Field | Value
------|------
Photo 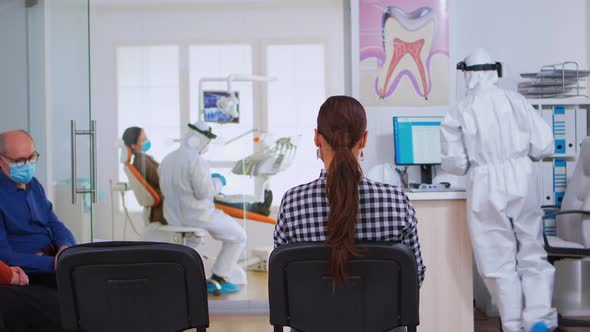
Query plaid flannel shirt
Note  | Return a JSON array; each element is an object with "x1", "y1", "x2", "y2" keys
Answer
[{"x1": 273, "y1": 170, "x2": 425, "y2": 286}]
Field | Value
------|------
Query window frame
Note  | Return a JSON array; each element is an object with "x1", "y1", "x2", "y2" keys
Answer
[{"x1": 114, "y1": 40, "x2": 331, "y2": 203}]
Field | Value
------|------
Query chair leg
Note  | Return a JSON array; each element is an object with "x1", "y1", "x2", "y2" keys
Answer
[
  {"x1": 273, "y1": 326, "x2": 283, "y2": 332},
  {"x1": 197, "y1": 327, "x2": 207, "y2": 332}
]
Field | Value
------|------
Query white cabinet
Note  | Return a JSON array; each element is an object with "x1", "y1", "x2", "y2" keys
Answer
[{"x1": 529, "y1": 97, "x2": 590, "y2": 317}]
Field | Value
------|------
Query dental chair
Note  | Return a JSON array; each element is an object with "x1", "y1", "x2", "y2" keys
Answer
[
  {"x1": 542, "y1": 137, "x2": 590, "y2": 328},
  {"x1": 119, "y1": 146, "x2": 207, "y2": 246}
]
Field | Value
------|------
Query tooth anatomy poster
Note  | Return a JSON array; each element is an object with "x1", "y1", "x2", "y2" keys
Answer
[{"x1": 358, "y1": 0, "x2": 449, "y2": 106}]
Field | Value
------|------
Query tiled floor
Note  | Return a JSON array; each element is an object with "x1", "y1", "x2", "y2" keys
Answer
[
  {"x1": 207, "y1": 270, "x2": 268, "y2": 302},
  {"x1": 473, "y1": 309, "x2": 590, "y2": 332},
  {"x1": 474, "y1": 308, "x2": 502, "y2": 332},
  {"x1": 202, "y1": 271, "x2": 590, "y2": 331},
  {"x1": 190, "y1": 311, "x2": 590, "y2": 332}
]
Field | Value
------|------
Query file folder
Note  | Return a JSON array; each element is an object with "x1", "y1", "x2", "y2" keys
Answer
[{"x1": 542, "y1": 106, "x2": 576, "y2": 156}]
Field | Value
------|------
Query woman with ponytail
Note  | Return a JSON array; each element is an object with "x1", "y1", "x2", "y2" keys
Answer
[{"x1": 273, "y1": 95, "x2": 425, "y2": 286}]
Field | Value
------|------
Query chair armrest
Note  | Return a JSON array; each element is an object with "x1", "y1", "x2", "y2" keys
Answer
[
  {"x1": 541, "y1": 205, "x2": 561, "y2": 211},
  {"x1": 542, "y1": 210, "x2": 590, "y2": 220},
  {"x1": 542, "y1": 210, "x2": 590, "y2": 257}
]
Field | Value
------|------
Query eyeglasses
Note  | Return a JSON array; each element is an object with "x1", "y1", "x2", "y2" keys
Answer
[{"x1": 0, "y1": 151, "x2": 40, "y2": 167}]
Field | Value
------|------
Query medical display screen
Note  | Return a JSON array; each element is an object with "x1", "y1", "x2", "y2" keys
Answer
[
  {"x1": 203, "y1": 90, "x2": 240, "y2": 124},
  {"x1": 393, "y1": 116, "x2": 443, "y2": 165}
]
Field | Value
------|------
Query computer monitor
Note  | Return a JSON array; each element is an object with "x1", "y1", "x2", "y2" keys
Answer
[{"x1": 393, "y1": 116, "x2": 444, "y2": 184}]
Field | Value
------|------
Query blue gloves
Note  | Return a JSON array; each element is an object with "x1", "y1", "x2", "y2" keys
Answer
[{"x1": 211, "y1": 173, "x2": 227, "y2": 186}]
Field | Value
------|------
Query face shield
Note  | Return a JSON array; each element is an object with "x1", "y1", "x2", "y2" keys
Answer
[
  {"x1": 188, "y1": 123, "x2": 217, "y2": 140},
  {"x1": 455, "y1": 60, "x2": 503, "y2": 97},
  {"x1": 186, "y1": 122, "x2": 218, "y2": 154},
  {"x1": 456, "y1": 61, "x2": 503, "y2": 79}
]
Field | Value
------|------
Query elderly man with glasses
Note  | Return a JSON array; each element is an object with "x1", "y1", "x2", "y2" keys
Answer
[{"x1": 0, "y1": 130, "x2": 75, "y2": 279}]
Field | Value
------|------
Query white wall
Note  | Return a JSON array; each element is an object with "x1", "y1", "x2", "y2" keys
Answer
[
  {"x1": 0, "y1": 0, "x2": 49, "y2": 185},
  {"x1": 0, "y1": 0, "x2": 29, "y2": 133},
  {"x1": 361, "y1": 0, "x2": 589, "y2": 183},
  {"x1": 454, "y1": 0, "x2": 588, "y2": 93},
  {"x1": 27, "y1": 1, "x2": 49, "y2": 187},
  {"x1": 90, "y1": 0, "x2": 346, "y2": 240}
]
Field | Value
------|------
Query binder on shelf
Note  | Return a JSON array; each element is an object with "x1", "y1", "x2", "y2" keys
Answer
[
  {"x1": 543, "y1": 209, "x2": 557, "y2": 237},
  {"x1": 576, "y1": 107, "x2": 588, "y2": 151},
  {"x1": 553, "y1": 158, "x2": 567, "y2": 207},
  {"x1": 540, "y1": 158, "x2": 572, "y2": 207},
  {"x1": 542, "y1": 106, "x2": 576, "y2": 156},
  {"x1": 531, "y1": 99, "x2": 588, "y2": 218},
  {"x1": 534, "y1": 161, "x2": 544, "y2": 206},
  {"x1": 541, "y1": 161, "x2": 554, "y2": 206}
]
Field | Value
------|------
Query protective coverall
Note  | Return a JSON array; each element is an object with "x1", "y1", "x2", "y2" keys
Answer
[
  {"x1": 159, "y1": 122, "x2": 246, "y2": 282},
  {"x1": 441, "y1": 49, "x2": 557, "y2": 331}
]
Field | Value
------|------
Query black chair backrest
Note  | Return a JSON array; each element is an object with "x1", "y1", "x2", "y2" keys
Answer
[
  {"x1": 57, "y1": 241, "x2": 209, "y2": 332},
  {"x1": 268, "y1": 242, "x2": 419, "y2": 332}
]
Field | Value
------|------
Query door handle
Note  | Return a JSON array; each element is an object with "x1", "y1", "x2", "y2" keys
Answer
[{"x1": 70, "y1": 120, "x2": 98, "y2": 204}]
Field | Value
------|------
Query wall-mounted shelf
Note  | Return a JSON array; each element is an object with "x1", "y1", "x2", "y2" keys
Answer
[
  {"x1": 545, "y1": 154, "x2": 577, "y2": 160},
  {"x1": 527, "y1": 97, "x2": 590, "y2": 106}
]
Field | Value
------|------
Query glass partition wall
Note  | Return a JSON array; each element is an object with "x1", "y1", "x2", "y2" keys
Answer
[
  {"x1": 89, "y1": 0, "x2": 343, "y2": 313},
  {"x1": 1, "y1": 0, "x2": 342, "y2": 314},
  {"x1": 1, "y1": 0, "x2": 95, "y2": 244}
]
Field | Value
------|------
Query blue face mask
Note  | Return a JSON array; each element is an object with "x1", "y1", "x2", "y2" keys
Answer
[
  {"x1": 142, "y1": 140, "x2": 151, "y2": 153},
  {"x1": 9, "y1": 163, "x2": 36, "y2": 184}
]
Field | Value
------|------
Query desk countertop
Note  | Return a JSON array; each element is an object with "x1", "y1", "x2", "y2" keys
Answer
[{"x1": 406, "y1": 191, "x2": 467, "y2": 201}]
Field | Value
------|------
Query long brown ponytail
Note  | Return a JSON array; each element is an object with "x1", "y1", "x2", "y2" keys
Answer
[{"x1": 317, "y1": 96, "x2": 367, "y2": 286}]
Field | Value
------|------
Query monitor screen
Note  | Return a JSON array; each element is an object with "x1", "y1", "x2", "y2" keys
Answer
[
  {"x1": 393, "y1": 116, "x2": 443, "y2": 165},
  {"x1": 203, "y1": 90, "x2": 240, "y2": 124}
]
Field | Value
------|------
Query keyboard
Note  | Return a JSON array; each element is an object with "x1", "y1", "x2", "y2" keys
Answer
[{"x1": 407, "y1": 183, "x2": 466, "y2": 192}]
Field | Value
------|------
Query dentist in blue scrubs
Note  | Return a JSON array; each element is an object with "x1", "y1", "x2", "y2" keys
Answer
[{"x1": 0, "y1": 130, "x2": 75, "y2": 282}]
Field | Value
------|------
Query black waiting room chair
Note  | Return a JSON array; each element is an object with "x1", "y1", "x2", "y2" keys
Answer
[
  {"x1": 56, "y1": 241, "x2": 209, "y2": 332},
  {"x1": 268, "y1": 242, "x2": 420, "y2": 332}
]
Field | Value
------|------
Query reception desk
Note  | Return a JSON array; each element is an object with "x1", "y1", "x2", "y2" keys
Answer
[{"x1": 407, "y1": 191, "x2": 473, "y2": 332}]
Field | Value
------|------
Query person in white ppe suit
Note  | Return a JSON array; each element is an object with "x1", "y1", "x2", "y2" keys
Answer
[
  {"x1": 159, "y1": 121, "x2": 246, "y2": 295},
  {"x1": 441, "y1": 49, "x2": 558, "y2": 332}
]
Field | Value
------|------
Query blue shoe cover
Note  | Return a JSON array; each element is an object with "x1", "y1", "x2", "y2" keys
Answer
[
  {"x1": 530, "y1": 322, "x2": 549, "y2": 332},
  {"x1": 207, "y1": 279, "x2": 240, "y2": 295}
]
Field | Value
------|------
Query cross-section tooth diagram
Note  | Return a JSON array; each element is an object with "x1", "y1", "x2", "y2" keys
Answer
[{"x1": 359, "y1": 0, "x2": 449, "y2": 106}]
